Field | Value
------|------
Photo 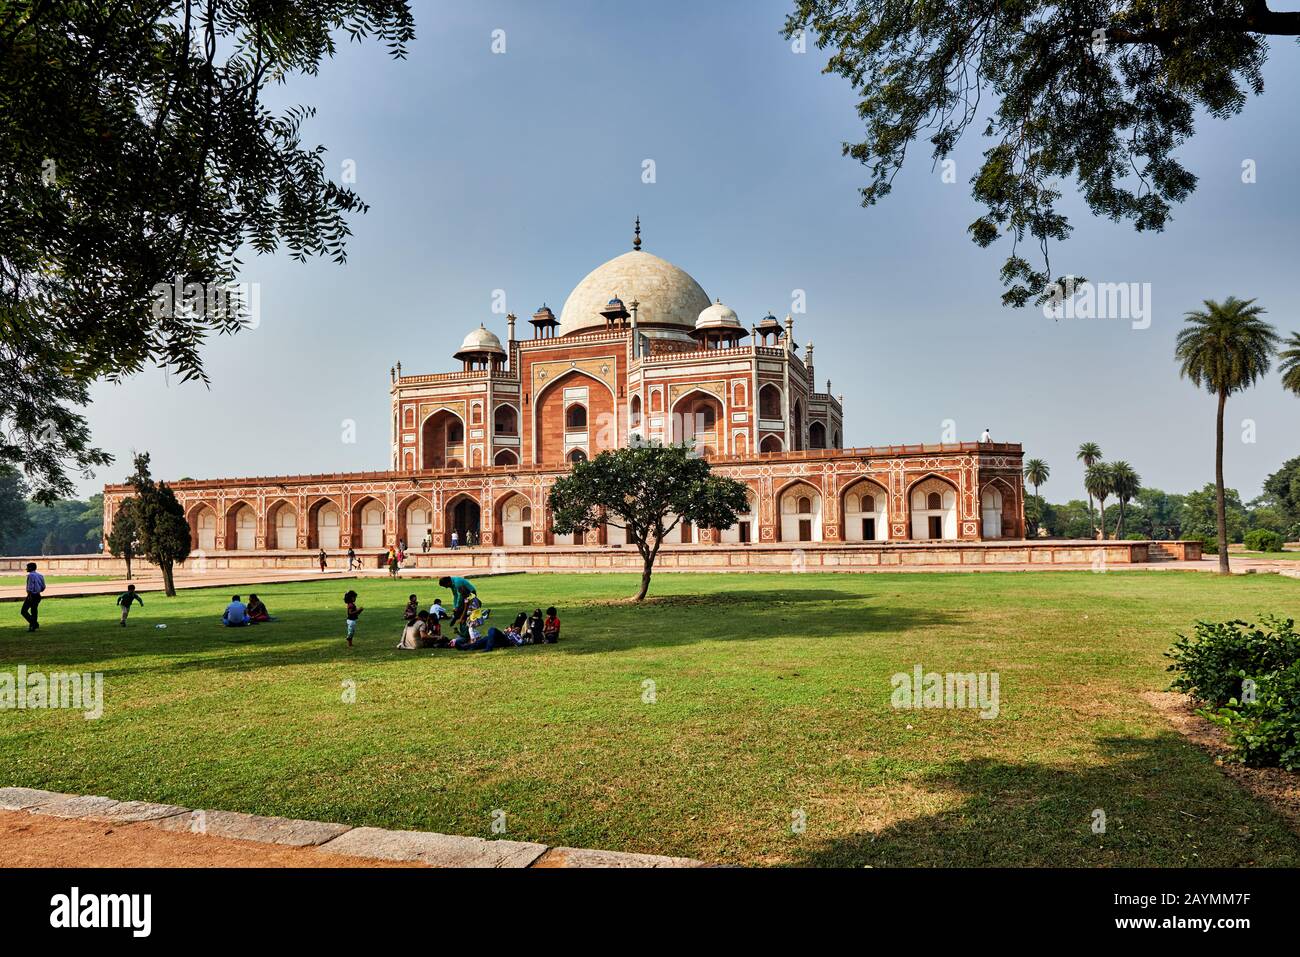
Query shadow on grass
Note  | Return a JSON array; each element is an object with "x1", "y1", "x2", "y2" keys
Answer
[
  {"x1": 786, "y1": 735, "x2": 1300, "y2": 867},
  {"x1": 1, "y1": 587, "x2": 966, "y2": 675}
]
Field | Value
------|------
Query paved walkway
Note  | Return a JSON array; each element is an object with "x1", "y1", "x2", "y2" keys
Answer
[{"x1": 0, "y1": 788, "x2": 701, "y2": 868}]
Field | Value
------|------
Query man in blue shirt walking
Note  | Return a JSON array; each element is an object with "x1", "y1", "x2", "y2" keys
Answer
[{"x1": 21, "y1": 562, "x2": 46, "y2": 632}]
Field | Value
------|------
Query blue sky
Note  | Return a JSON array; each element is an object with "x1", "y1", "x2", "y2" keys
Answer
[{"x1": 84, "y1": 0, "x2": 1300, "y2": 503}]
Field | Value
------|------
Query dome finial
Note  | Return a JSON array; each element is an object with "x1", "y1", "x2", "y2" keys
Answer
[{"x1": 633, "y1": 215, "x2": 641, "y2": 251}]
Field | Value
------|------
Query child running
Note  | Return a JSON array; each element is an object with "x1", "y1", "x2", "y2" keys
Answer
[
  {"x1": 343, "y1": 590, "x2": 363, "y2": 647},
  {"x1": 116, "y1": 584, "x2": 143, "y2": 627}
]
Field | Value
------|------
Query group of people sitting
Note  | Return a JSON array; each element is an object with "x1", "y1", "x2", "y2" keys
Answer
[
  {"x1": 221, "y1": 593, "x2": 275, "y2": 627},
  {"x1": 396, "y1": 592, "x2": 559, "y2": 651}
]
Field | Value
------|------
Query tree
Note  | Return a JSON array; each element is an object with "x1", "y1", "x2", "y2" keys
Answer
[
  {"x1": 1175, "y1": 297, "x2": 1279, "y2": 572},
  {"x1": 106, "y1": 497, "x2": 141, "y2": 580},
  {"x1": 1085, "y1": 463, "x2": 1115, "y2": 539},
  {"x1": 1109, "y1": 461, "x2": 1142, "y2": 538},
  {"x1": 1022, "y1": 458, "x2": 1050, "y2": 536},
  {"x1": 1281, "y1": 333, "x2": 1300, "y2": 397},
  {"x1": 1262, "y1": 456, "x2": 1300, "y2": 530},
  {"x1": 784, "y1": 1, "x2": 1300, "y2": 306},
  {"x1": 549, "y1": 445, "x2": 751, "y2": 601},
  {"x1": 126, "y1": 454, "x2": 191, "y2": 596},
  {"x1": 1076, "y1": 443, "x2": 1103, "y2": 537},
  {"x1": 1, "y1": 1, "x2": 415, "y2": 502},
  {"x1": 0, "y1": 466, "x2": 30, "y2": 552},
  {"x1": 1181, "y1": 484, "x2": 1248, "y2": 547}
]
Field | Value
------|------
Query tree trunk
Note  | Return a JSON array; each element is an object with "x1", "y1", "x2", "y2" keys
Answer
[
  {"x1": 1117, "y1": 501, "x2": 1126, "y2": 538},
  {"x1": 1097, "y1": 497, "x2": 1107, "y2": 539},
  {"x1": 1086, "y1": 492, "x2": 1095, "y2": 538},
  {"x1": 633, "y1": 537, "x2": 662, "y2": 602},
  {"x1": 125, "y1": 551, "x2": 132, "y2": 581},
  {"x1": 1215, "y1": 389, "x2": 1230, "y2": 575},
  {"x1": 161, "y1": 560, "x2": 176, "y2": 597}
]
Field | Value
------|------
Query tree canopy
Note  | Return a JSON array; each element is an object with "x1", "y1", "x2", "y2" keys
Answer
[
  {"x1": 548, "y1": 444, "x2": 751, "y2": 601},
  {"x1": 1, "y1": 1, "x2": 414, "y2": 501},
  {"x1": 784, "y1": 1, "x2": 1300, "y2": 305},
  {"x1": 126, "y1": 453, "x2": 191, "y2": 595}
]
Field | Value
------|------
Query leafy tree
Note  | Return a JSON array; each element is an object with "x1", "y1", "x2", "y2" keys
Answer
[
  {"x1": 1134, "y1": 488, "x2": 1185, "y2": 540},
  {"x1": 126, "y1": 454, "x2": 191, "y2": 596},
  {"x1": 1085, "y1": 463, "x2": 1115, "y2": 539},
  {"x1": 1042, "y1": 499, "x2": 1093, "y2": 539},
  {"x1": 1181, "y1": 484, "x2": 1248, "y2": 546},
  {"x1": 549, "y1": 444, "x2": 751, "y2": 601},
  {"x1": 1281, "y1": 333, "x2": 1300, "y2": 397},
  {"x1": 1262, "y1": 456, "x2": 1300, "y2": 530},
  {"x1": 1023, "y1": 458, "x2": 1050, "y2": 534},
  {"x1": 79, "y1": 494, "x2": 105, "y2": 548},
  {"x1": 1077, "y1": 443, "x2": 1103, "y2": 536},
  {"x1": 1110, "y1": 461, "x2": 1142, "y2": 538},
  {"x1": 1, "y1": 1, "x2": 415, "y2": 501},
  {"x1": 1175, "y1": 297, "x2": 1279, "y2": 572},
  {"x1": 107, "y1": 497, "x2": 141, "y2": 581},
  {"x1": 784, "y1": 1, "x2": 1300, "y2": 305},
  {"x1": 0, "y1": 466, "x2": 30, "y2": 551}
]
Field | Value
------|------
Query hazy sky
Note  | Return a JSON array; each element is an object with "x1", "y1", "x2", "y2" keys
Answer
[{"x1": 82, "y1": 0, "x2": 1300, "y2": 503}]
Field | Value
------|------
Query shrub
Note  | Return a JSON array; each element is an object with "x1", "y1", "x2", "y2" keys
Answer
[
  {"x1": 1166, "y1": 616, "x2": 1300, "y2": 707},
  {"x1": 1243, "y1": 529, "x2": 1284, "y2": 552},
  {"x1": 1204, "y1": 660, "x2": 1300, "y2": 770},
  {"x1": 1198, "y1": 536, "x2": 1218, "y2": 555}
]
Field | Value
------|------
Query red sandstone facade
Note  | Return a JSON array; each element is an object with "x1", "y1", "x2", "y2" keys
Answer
[{"x1": 102, "y1": 231, "x2": 1025, "y2": 551}]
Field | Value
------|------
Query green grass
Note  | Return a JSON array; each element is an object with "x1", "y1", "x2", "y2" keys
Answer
[
  {"x1": 0, "y1": 575, "x2": 117, "y2": 586},
  {"x1": 2, "y1": 571, "x2": 1299, "y2": 866},
  {"x1": 1237, "y1": 550, "x2": 1300, "y2": 560}
]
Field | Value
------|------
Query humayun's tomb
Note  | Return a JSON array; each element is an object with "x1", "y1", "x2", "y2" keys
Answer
[{"x1": 90, "y1": 222, "x2": 1199, "y2": 572}]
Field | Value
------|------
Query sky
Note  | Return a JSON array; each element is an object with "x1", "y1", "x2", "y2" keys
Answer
[{"x1": 82, "y1": 0, "x2": 1300, "y2": 504}]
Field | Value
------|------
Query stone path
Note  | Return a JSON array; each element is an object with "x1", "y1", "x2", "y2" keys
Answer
[{"x1": 0, "y1": 788, "x2": 702, "y2": 868}]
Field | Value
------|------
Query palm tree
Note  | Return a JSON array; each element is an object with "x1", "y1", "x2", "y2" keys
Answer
[
  {"x1": 1076, "y1": 443, "x2": 1102, "y2": 538},
  {"x1": 1109, "y1": 462, "x2": 1141, "y2": 538},
  {"x1": 1175, "y1": 297, "x2": 1279, "y2": 574},
  {"x1": 1281, "y1": 332, "x2": 1300, "y2": 397},
  {"x1": 1085, "y1": 463, "x2": 1114, "y2": 540},
  {"x1": 1023, "y1": 459, "x2": 1050, "y2": 536}
]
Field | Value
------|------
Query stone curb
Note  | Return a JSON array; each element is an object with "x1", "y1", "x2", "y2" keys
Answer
[{"x1": 0, "y1": 787, "x2": 702, "y2": 868}]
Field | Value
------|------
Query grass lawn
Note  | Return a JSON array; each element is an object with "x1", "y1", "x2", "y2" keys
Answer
[
  {"x1": 1237, "y1": 550, "x2": 1300, "y2": 560},
  {"x1": 2, "y1": 570, "x2": 1299, "y2": 867}
]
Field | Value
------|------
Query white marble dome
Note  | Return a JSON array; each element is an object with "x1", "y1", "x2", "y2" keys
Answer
[
  {"x1": 454, "y1": 323, "x2": 505, "y2": 359},
  {"x1": 558, "y1": 250, "x2": 710, "y2": 337},
  {"x1": 696, "y1": 299, "x2": 741, "y2": 330}
]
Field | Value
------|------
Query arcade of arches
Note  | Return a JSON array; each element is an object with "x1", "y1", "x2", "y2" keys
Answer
[{"x1": 167, "y1": 457, "x2": 1023, "y2": 552}]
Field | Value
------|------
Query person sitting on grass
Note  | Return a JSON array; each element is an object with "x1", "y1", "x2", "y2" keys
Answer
[
  {"x1": 116, "y1": 584, "x2": 143, "y2": 627},
  {"x1": 223, "y1": 594, "x2": 251, "y2": 627},
  {"x1": 397, "y1": 609, "x2": 431, "y2": 650},
  {"x1": 543, "y1": 606, "x2": 561, "y2": 644},
  {"x1": 451, "y1": 601, "x2": 524, "y2": 651},
  {"x1": 343, "y1": 590, "x2": 363, "y2": 647},
  {"x1": 527, "y1": 608, "x2": 544, "y2": 645},
  {"x1": 246, "y1": 594, "x2": 275, "y2": 623},
  {"x1": 403, "y1": 594, "x2": 420, "y2": 625},
  {"x1": 429, "y1": 597, "x2": 448, "y2": 622}
]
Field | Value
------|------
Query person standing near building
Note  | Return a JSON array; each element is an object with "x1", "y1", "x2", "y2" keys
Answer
[
  {"x1": 318, "y1": 548, "x2": 328, "y2": 572},
  {"x1": 450, "y1": 530, "x2": 459, "y2": 550},
  {"x1": 21, "y1": 562, "x2": 45, "y2": 632},
  {"x1": 346, "y1": 547, "x2": 356, "y2": 572},
  {"x1": 980, "y1": 428, "x2": 992, "y2": 442}
]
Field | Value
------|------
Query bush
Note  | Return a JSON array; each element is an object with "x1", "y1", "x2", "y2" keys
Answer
[
  {"x1": 1244, "y1": 529, "x2": 1285, "y2": 552},
  {"x1": 1204, "y1": 660, "x2": 1300, "y2": 770},
  {"x1": 1198, "y1": 535, "x2": 1218, "y2": 554},
  {"x1": 1166, "y1": 616, "x2": 1300, "y2": 707}
]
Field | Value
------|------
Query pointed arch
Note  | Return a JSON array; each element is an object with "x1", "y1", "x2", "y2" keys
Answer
[
  {"x1": 842, "y1": 477, "x2": 890, "y2": 541},
  {"x1": 266, "y1": 498, "x2": 299, "y2": 550},
  {"x1": 776, "y1": 479, "x2": 823, "y2": 542},
  {"x1": 907, "y1": 473, "x2": 959, "y2": 541},
  {"x1": 307, "y1": 496, "x2": 343, "y2": 550}
]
